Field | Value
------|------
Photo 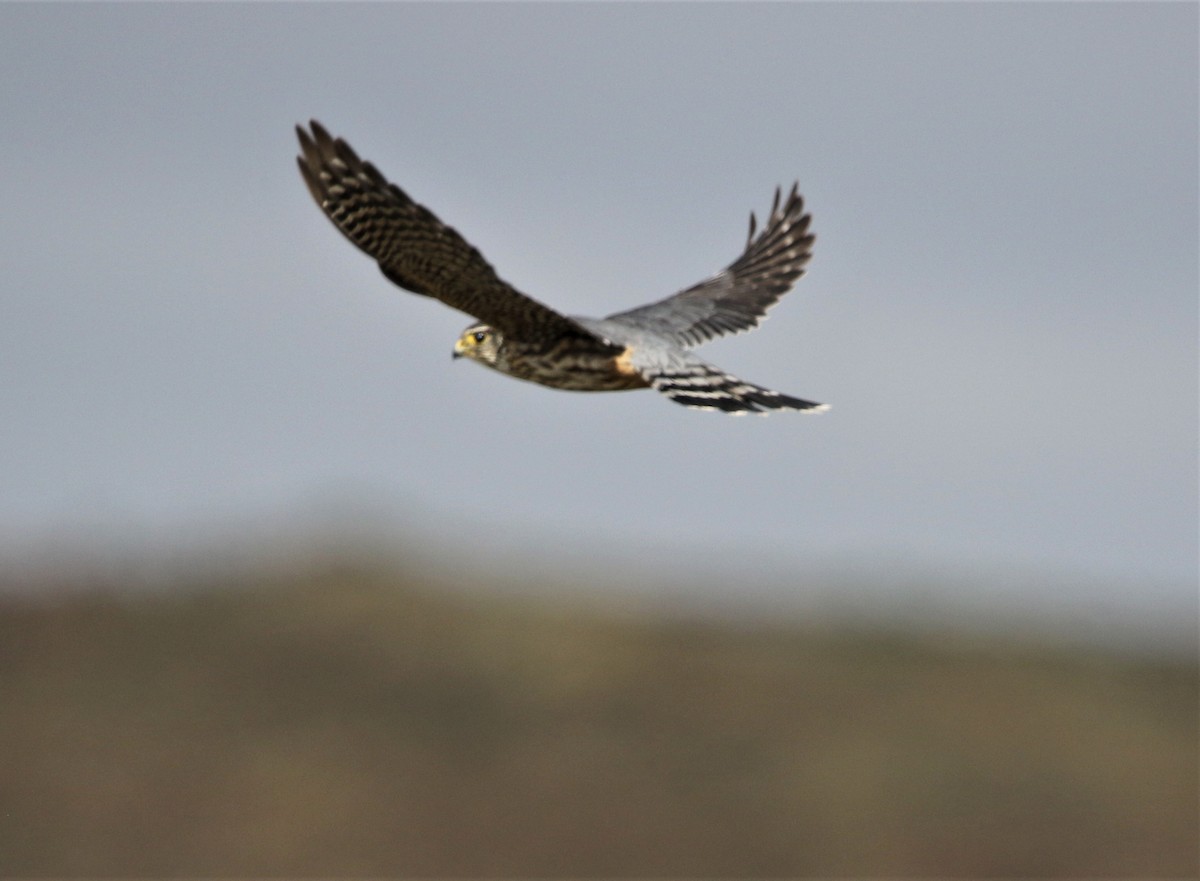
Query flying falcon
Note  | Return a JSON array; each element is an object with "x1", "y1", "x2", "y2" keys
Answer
[{"x1": 296, "y1": 121, "x2": 828, "y2": 414}]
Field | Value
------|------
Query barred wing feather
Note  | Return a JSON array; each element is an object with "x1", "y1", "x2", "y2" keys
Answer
[
  {"x1": 606, "y1": 184, "x2": 814, "y2": 348},
  {"x1": 296, "y1": 121, "x2": 598, "y2": 344}
]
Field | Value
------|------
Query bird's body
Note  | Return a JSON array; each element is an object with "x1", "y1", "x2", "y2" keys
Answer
[
  {"x1": 296, "y1": 121, "x2": 828, "y2": 414},
  {"x1": 455, "y1": 320, "x2": 649, "y2": 392}
]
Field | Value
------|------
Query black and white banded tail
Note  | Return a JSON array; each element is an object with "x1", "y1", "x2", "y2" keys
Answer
[{"x1": 649, "y1": 362, "x2": 827, "y2": 415}]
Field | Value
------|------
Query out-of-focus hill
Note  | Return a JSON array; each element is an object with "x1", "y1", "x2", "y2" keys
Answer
[{"x1": 1, "y1": 559, "x2": 1195, "y2": 876}]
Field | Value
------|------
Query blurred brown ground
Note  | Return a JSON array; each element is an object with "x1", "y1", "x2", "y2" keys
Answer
[{"x1": 1, "y1": 560, "x2": 1195, "y2": 876}]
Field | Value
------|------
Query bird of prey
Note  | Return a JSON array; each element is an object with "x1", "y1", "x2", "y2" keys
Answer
[{"x1": 296, "y1": 121, "x2": 828, "y2": 415}]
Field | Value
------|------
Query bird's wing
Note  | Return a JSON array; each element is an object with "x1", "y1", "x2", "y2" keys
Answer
[
  {"x1": 296, "y1": 121, "x2": 600, "y2": 344},
  {"x1": 604, "y1": 184, "x2": 814, "y2": 348}
]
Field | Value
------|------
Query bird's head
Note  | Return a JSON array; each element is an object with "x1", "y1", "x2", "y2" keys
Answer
[{"x1": 453, "y1": 323, "x2": 503, "y2": 366}]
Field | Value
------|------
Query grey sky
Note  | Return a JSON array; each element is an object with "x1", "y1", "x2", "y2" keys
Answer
[{"x1": 1, "y1": 4, "x2": 1195, "y2": 632}]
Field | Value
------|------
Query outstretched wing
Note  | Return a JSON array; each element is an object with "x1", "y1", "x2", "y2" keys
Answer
[
  {"x1": 605, "y1": 184, "x2": 814, "y2": 348},
  {"x1": 296, "y1": 121, "x2": 598, "y2": 343}
]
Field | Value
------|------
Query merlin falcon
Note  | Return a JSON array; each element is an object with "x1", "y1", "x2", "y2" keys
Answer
[{"x1": 296, "y1": 121, "x2": 828, "y2": 415}]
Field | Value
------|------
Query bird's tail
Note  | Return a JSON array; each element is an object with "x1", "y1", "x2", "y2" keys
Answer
[{"x1": 649, "y1": 361, "x2": 828, "y2": 415}]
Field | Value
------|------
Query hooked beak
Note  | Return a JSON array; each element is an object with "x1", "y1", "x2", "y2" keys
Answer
[{"x1": 452, "y1": 339, "x2": 465, "y2": 360}]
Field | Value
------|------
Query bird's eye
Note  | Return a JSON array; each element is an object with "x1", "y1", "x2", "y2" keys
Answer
[{"x1": 473, "y1": 331, "x2": 487, "y2": 343}]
